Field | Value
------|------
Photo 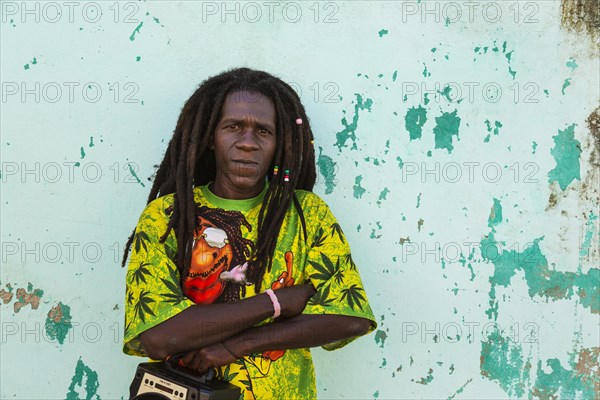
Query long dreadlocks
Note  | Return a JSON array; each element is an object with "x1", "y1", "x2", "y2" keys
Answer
[{"x1": 121, "y1": 67, "x2": 317, "y2": 299}]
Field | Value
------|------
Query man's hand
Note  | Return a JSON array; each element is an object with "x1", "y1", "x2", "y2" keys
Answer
[{"x1": 179, "y1": 343, "x2": 238, "y2": 376}]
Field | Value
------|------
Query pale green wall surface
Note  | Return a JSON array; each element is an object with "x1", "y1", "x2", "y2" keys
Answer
[{"x1": 1, "y1": 1, "x2": 599, "y2": 399}]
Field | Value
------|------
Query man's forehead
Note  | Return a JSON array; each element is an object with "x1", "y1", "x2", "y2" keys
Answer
[{"x1": 220, "y1": 90, "x2": 276, "y2": 120}]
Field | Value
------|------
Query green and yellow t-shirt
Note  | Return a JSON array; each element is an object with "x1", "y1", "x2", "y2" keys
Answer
[{"x1": 123, "y1": 183, "x2": 377, "y2": 399}]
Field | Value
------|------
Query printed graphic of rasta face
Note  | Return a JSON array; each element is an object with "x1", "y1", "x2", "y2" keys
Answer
[{"x1": 183, "y1": 206, "x2": 254, "y2": 304}]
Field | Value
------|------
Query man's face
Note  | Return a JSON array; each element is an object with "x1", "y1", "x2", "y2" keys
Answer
[{"x1": 211, "y1": 90, "x2": 277, "y2": 199}]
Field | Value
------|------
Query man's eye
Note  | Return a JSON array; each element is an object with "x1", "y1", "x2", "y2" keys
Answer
[
  {"x1": 228, "y1": 124, "x2": 239, "y2": 130},
  {"x1": 258, "y1": 128, "x2": 271, "y2": 135}
]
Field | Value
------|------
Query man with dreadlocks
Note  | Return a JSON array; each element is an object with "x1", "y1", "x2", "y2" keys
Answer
[{"x1": 122, "y1": 68, "x2": 377, "y2": 399}]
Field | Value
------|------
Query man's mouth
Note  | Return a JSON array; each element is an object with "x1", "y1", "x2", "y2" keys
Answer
[{"x1": 233, "y1": 159, "x2": 258, "y2": 165}]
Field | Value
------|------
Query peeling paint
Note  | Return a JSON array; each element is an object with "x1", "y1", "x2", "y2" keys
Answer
[
  {"x1": 374, "y1": 330, "x2": 387, "y2": 348},
  {"x1": 405, "y1": 105, "x2": 428, "y2": 141},
  {"x1": 548, "y1": 123, "x2": 581, "y2": 191},
  {"x1": 129, "y1": 21, "x2": 144, "y2": 41},
  {"x1": 484, "y1": 120, "x2": 503, "y2": 143},
  {"x1": 353, "y1": 175, "x2": 366, "y2": 199},
  {"x1": 128, "y1": 163, "x2": 146, "y2": 187},
  {"x1": 377, "y1": 188, "x2": 390, "y2": 207},
  {"x1": 433, "y1": 110, "x2": 461, "y2": 153},
  {"x1": 562, "y1": 78, "x2": 572, "y2": 95},
  {"x1": 14, "y1": 284, "x2": 44, "y2": 313},
  {"x1": 0, "y1": 283, "x2": 14, "y2": 304},
  {"x1": 317, "y1": 147, "x2": 337, "y2": 195},
  {"x1": 482, "y1": 199, "x2": 599, "y2": 316},
  {"x1": 66, "y1": 359, "x2": 100, "y2": 400},
  {"x1": 335, "y1": 94, "x2": 373, "y2": 151},
  {"x1": 480, "y1": 326, "x2": 531, "y2": 397},
  {"x1": 415, "y1": 368, "x2": 434, "y2": 385},
  {"x1": 532, "y1": 355, "x2": 598, "y2": 399},
  {"x1": 45, "y1": 302, "x2": 73, "y2": 345}
]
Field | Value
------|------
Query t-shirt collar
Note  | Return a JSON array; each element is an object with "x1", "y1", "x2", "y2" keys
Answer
[{"x1": 199, "y1": 181, "x2": 268, "y2": 211}]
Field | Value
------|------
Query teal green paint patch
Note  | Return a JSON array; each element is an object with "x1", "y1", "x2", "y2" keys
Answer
[
  {"x1": 433, "y1": 110, "x2": 461, "y2": 153},
  {"x1": 579, "y1": 212, "x2": 598, "y2": 266},
  {"x1": 431, "y1": 47, "x2": 437, "y2": 53},
  {"x1": 427, "y1": 150, "x2": 432, "y2": 157},
  {"x1": 378, "y1": 29, "x2": 388, "y2": 37},
  {"x1": 438, "y1": 86, "x2": 453, "y2": 102},
  {"x1": 45, "y1": 302, "x2": 73, "y2": 345},
  {"x1": 80, "y1": 147, "x2": 86, "y2": 159},
  {"x1": 377, "y1": 188, "x2": 390, "y2": 207},
  {"x1": 417, "y1": 218, "x2": 424, "y2": 232},
  {"x1": 415, "y1": 368, "x2": 434, "y2": 385},
  {"x1": 405, "y1": 105, "x2": 428, "y2": 140},
  {"x1": 353, "y1": 176, "x2": 366, "y2": 199},
  {"x1": 136, "y1": 56, "x2": 141, "y2": 62},
  {"x1": 532, "y1": 358, "x2": 596, "y2": 399},
  {"x1": 544, "y1": 89, "x2": 549, "y2": 96},
  {"x1": 317, "y1": 147, "x2": 337, "y2": 195},
  {"x1": 561, "y1": 78, "x2": 572, "y2": 95},
  {"x1": 483, "y1": 119, "x2": 503, "y2": 143},
  {"x1": 458, "y1": 250, "x2": 476, "y2": 281},
  {"x1": 128, "y1": 163, "x2": 146, "y2": 187},
  {"x1": 374, "y1": 329, "x2": 387, "y2": 348},
  {"x1": 566, "y1": 58, "x2": 578, "y2": 70},
  {"x1": 24, "y1": 64, "x2": 30, "y2": 70},
  {"x1": 488, "y1": 198, "x2": 503, "y2": 227},
  {"x1": 424, "y1": 93, "x2": 430, "y2": 105},
  {"x1": 66, "y1": 359, "x2": 100, "y2": 400},
  {"x1": 416, "y1": 193, "x2": 422, "y2": 208},
  {"x1": 481, "y1": 230, "x2": 600, "y2": 314},
  {"x1": 373, "y1": 390, "x2": 379, "y2": 398},
  {"x1": 129, "y1": 21, "x2": 144, "y2": 41},
  {"x1": 392, "y1": 70, "x2": 398, "y2": 82},
  {"x1": 547, "y1": 124, "x2": 581, "y2": 191},
  {"x1": 508, "y1": 66, "x2": 516, "y2": 79},
  {"x1": 89, "y1": 136, "x2": 94, "y2": 148},
  {"x1": 532, "y1": 141, "x2": 537, "y2": 154},
  {"x1": 422, "y1": 63, "x2": 431, "y2": 77},
  {"x1": 335, "y1": 94, "x2": 373, "y2": 151},
  {"x1": 396, "y1": 156, "x2": 404, "y2": 169},
  {"x1": 480, "y1": 327, "x2": 530, "y2": 398}
]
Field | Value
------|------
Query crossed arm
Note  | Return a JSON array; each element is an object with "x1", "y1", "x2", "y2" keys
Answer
[{"x1": 140, "y1": 284, "x2": 372, "y2": 374}]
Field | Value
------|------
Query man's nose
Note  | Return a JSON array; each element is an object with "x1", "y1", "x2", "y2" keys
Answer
[{"x1": 236, "y1": 128, "x2": 259, "y2": 150}]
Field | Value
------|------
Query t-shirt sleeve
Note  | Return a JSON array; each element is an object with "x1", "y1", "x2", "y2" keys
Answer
[
  {"x1": 300, "y1": 195, "x2": 377, "y2": 351},
  {"x1": 123, "y1": 198, "x2": 195, "y2": 357}
]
